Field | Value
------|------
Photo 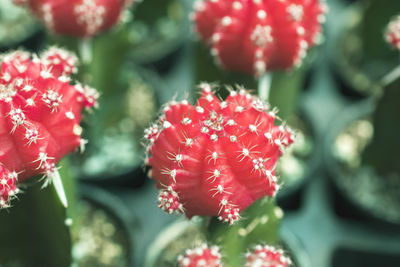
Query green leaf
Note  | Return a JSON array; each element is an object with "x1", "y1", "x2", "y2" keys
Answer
[{"x1": 0, "y1": 177, "x2": 71, "y2": 266}]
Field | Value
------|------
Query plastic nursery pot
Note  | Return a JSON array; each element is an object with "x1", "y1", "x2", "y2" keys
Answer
[
  {"x1": 128, "y1": 0, "x2": 191, "y2": 70},
  {"x1": 70, "y1": 67, "x2": 161, "y2": 185},
  {"x1": 0, "y1": 0, "x2": 44, "y2": 51},
  {"x1": 332, "y1": 1, "x2": 400, "y2": 98},
  {"x1": 276, "y1": 108, "x2": 318, "y2": 205},
  {"x1": 143, "y1": 219, "x2": 309, "y2": 267},
  {"x1": 73, "y1": 184, "x2": 135, "y2": 266},
  {"x1": 324, "y1": 100, "x2": 400, "y2": 225}
]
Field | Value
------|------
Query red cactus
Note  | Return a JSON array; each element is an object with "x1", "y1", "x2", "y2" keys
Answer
[
  {"x1": 0, "y1": 48, "x2": 98, "y2": 188},
  {"x1": 15, "y1": 0, "x2": 134, "y2": 37},
  {"x1": 177, "y1": 244, "x2": 222, "y2": 267},
  {"x1": 145, "y1": 84, "x2": 294, "y2": 224},
  {"x1": 0, "y1": 165, "x2": 19, "y2": 209},
  {"x1": 40, "y1": 47, "x2": 78, "y2": 77},
  {"x1": 386, "y1": 15, "x2": 400, "y2": 50},
  {"x1": 245, "y1": 244, "x2": 292, "y2": 267},
  {"x1": 193, "y1": 0, "x2": 328, "y2": 76}
]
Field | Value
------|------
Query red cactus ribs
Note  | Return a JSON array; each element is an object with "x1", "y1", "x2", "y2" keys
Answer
[
  {"x1": 386, "y1": 15, "x2": 400, "y2": 50},
  {"x1": 0, "y1": 48, "x2": 98, "y2": 205},
  {"x1": 15, "y1": 0, "x2": 134, "y2": 37},
  {"x1": 145, "y1": 84, "x2": 294, "y2": 224},
  {"x1": 193, "y1": 0, "x2": 328, "y2": 76},
  {"x1": 178, "y1": 244, "x2": 222, "y2": 267},
  {"x1": 245, "y1": 244, "x2": 292, "y2": 267}
]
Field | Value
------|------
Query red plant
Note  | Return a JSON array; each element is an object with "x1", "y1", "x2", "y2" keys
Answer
[
  {"x1": 386, "y1": 15, "x2": 400, "y2": 50},
  {"x1": 193, "y1": 0, "x2": 328, "y2": 76},
  {"x1": 0, "y1": 165, "x2": 19, "y2": 209},
  {"x1": 177, "y1": 244, "x2": 222, "y2": 267},
  {"x1": 145, "y1": 84, "x2": 294, "y2": 224},
  {"x1": 245, "y1": 244, "x2": 292, "y2": 267},
  {"x1": 0, "y1": 48, "x2": 98, "y2": 204},
  {"x1": 14, "y1": 0, "x2": 135, "y2": 37}
]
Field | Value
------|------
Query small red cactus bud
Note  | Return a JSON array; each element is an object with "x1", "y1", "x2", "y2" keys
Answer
[
  {"x1": 245, "y1": 244, "x2": 292, "y2": 267},
  {"x1": 158, "y1": 186, "x2": 184, "y2": 214},
  {"x1": 40, "y1": 47, "x2": 78, "y2": 77},
  {"x1": 0, "y1": 48, "x2": 98, "y2": 184},
  {"x1": 177, "y1": 244, "x2": 222, "y2": 267},
  {"x1": 17, "y1": 0, "x2": 134, "y2": 37},
  {"x1": 145, "y1": 84, "x2": 294, "y2": 224},
  {"x1": 193, "y1": 0, "x2": 328, "y2": 76},
  {"x1": 385, "y1": 15, "x2": 400, "y2": 50},
  {"x1": 0, "y1": 165, "x2": 19, "y2": 209}
]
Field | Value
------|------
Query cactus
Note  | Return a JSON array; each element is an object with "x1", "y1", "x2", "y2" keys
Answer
[
  {"x1": 175, "y1": 243, "x2": 292, "y2": 267},
  {"x1": 245, "y1": 244, "x2": 292, "y2": 267},
  {"x1": 177, "y1": 244, "x2": 222, "y2": 267},
  {"x1": 385, "y1": 15, "x2": 400, "y2": 50},
  {"x1": 0, "y1": 47, "x2": 98, "y2": 205},
  {"x1": 192, "y1": 0, "x2": 327, "y2": 76},
  {"x1": 145, "y1": 83, "x2": 294, "y2": 225},
  {"x1": 14, "y1": 0, "x2": 134, "y2": 37},
  {"x1": 0, "y1": 165, "x2": 19, "y2": 208}
]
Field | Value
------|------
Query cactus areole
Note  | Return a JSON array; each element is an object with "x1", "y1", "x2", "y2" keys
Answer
[
  {"x1": 193, "y1": 0, "x2": 328, "y2": 76},
  {"x1": 0, "y1": 48, "x2": 98, "y2": 207},
  {"x1": 15, "y1": 0, "x2": 134, "y2": 37},
  {"x1": 386, "y1": 15, "x2": 400, "y2": 50},
  {"x1": 145, "y1": 84, "x2": 294, "y2": 224}
]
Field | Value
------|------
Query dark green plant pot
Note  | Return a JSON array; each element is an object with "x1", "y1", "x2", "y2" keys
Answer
[
  {"x1": 324, "y1": 100, "x2": 400, "y2": 226},
  {"x1": 74, "y1": 184, "x2": 135, "y2": 266},
  {"x1": 0, "y1": 0, "x2": 44, "y2": 52},
  {"x1": 332, "y1": 1, "x2": 400, "y2": 98},
  {"x1": 70, "y1": 67, "x2": 162, "y2": 186}
]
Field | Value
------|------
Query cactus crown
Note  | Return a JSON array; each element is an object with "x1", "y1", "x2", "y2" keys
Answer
[
  {"x1": 0, "y1": 47, "x2": 98, "y2": 208},
  {"x1": 386, "y1": 15, "x2": 400, "y2": 50},
  {"x1": 14, "y1": 0, "x2": 134, "y2": 37},
  {"x1": 193, "y1": 0, "x2": 328, "y2": 76},
  {"x1": 145, "y1": 84, "x2": 294, "y2": 224}
]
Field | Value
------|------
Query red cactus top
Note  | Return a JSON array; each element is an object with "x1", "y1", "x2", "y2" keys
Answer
[
  {"x1": 386, "y1": 15, "x2": 400, "y2": 50},
  {"x1": 178, "y1": 244, "x2": 222, "y2": 267},
  {"x1": 0, "y1": 48, "x2": 98, "y2": 187},
  {"x1": 15, "y1": 0, "x2": 135, "y2": 37},
  {"x1": 245, "y1": 244, "x2": 292, "y2": 267},
  {"x1": 193, "y1": 0, "x2": 328, "y2": 76},
  {"x1": 145, "y1": 84, "x2": 294, "y2": 224}
]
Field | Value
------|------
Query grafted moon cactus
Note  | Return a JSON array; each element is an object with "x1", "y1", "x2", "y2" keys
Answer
[
  {"x1": 193, "y1": 0, "x2": 328, "y2": 76},
  {"x1": 178, "y1": 244, "x2": 222, "y2": 267},
  {"x1": 14, "y1": 0, "x2": 134, "y2": 37},
  {"x1": 245, "y1": 244, "x2": 292, "y2": 267},
  {"x1": 0, "y1": 47, "x2": 98, "y2": 207},
  {"x1": 386, "y1": 15, "x2": 400, "y2": 50},
  {"x1": 145, "y1": 84, "x2": 294, "y2": 224}
]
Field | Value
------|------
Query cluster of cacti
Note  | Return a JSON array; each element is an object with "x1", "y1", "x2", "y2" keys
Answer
[
  {"x1": 144, "y1": 83, "x2": 294, "y2": 224},
  {"x1": 14, "y1": 0, "x2": 135, "y2": 37},
  {"x1": 177, "y1": 243, "x2": 291, "y2": 267},
  {"x1": 0, "y1": 47, "x2": 98, "y2": 208},
  {"x1": 385, "y1": 15, "x2": 400, "y2": 50},
  {"x1": 192, "y1": 0, "x2": 328, "y2": 76}
]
